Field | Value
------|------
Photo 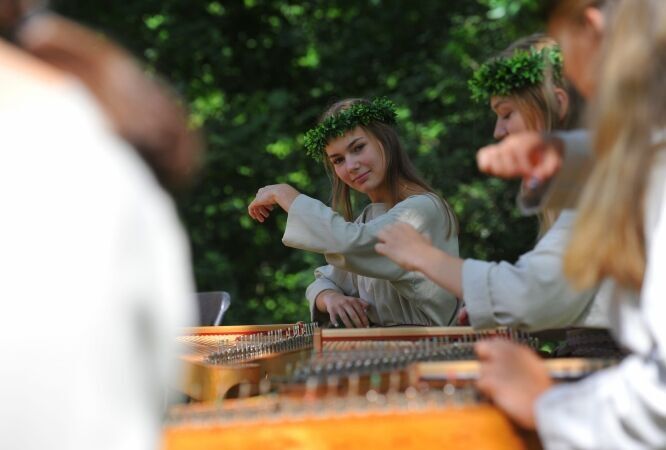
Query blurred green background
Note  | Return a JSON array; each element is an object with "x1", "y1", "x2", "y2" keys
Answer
[{"x1": 56, "y1": 0, "x2": 542, "y2": 324}]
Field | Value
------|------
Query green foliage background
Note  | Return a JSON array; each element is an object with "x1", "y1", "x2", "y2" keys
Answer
[{"x1": 55, "y1": 0, "x2": 542, "y2": 324}]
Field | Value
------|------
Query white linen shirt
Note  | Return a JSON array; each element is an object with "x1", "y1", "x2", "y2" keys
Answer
[
  {"x1": 0, "y1": 77, "x2": 195, "y2": 450},
  {"x1": 535, "y1": 151, "x2": 666, "y2": 449},
  {"x1": 283, "y1": 193, "x2": 459, "y2": 326},
  {"x1": 462, "y1": 210, "x2": 610, "y2": 331}
]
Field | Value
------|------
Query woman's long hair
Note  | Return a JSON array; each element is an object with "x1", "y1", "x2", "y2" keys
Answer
[
  {"x1": 501, "y1": 33, "x2": 583, "y2": 133},
  {"x1": 319, "y1": 98, "x2": 457, "y2": 238},
  {"x1": 564, "y1": 0, "x2": 664, "y2": 290},
  {"x1": 497, "y1": 33, "x2": 584, "y2": 236}
]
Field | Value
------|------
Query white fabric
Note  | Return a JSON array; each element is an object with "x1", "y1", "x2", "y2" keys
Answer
[
  {"x1": 283, "y1": 193, "x2": 459, "y2": 326},
  {"x1": 462, "y1": 210, "x2": 610, "y2": 331},
  {"x1": 535, "y1": 151, "x2": 666, "y2": 449},
  {"x1": 0, "y1": 77, "x2": 195, "y2": 449}
]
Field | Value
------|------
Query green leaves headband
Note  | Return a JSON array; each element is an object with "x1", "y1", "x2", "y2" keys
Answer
[
  {"x1": 304, "y1": 97, "x2": 397, "y2": 161},
  {"x1": 468, "y1": 47, "x2": 563, "y2": 102}
]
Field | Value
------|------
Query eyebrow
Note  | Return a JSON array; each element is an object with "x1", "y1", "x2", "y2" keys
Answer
[{"x1": 327, "y1": 136, "x2": 363, "y2": 159}]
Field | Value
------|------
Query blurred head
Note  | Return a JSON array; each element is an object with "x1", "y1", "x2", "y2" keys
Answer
[
  {"x1": 3, "y1": 3, "x2": 202, "y2": 189},
  {"x1": 472, "y1": 34, "x2": 585, "y2": 235},
  {"x1": 0, "y1": 0, "x2": 44, "y2": 38},
  {"x1": 546, "y1": 0, "x2": 616, "y2": 98}
]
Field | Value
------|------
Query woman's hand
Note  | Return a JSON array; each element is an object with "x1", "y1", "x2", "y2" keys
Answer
[
  {"x1": 375, "y1": 222, "x2": 432, "y2": 272},
  {"x1": 316, "y1": 290, "x2": 370, "y2": 328},
  {"x1": 476, "y1": 131, "x2": 564, "y2": 184},
  {"x1": 248, "y1": 184, "x2": 300, "y2": 222},
  {"x1": 475, "y1": 340, "x2": 553, "y2": 429}
]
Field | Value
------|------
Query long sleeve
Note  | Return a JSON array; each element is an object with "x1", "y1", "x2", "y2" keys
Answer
[
  {"x1": 534, "y1": 152, "x2": 666, "y2": 449},
  {"x1": 305, "y1": 264, "x2": 358, "y2": 323},
  {"x1": 518, "y1": 129, "x2": 594, "y2": 214},
  {"x1": 462, "y1": 211, "x2": 606, "y2": 331},
  {"x1": 536, "y1": 356, "x2": 666, "y2": 449},
  {"x1": 283, "y1": 194, "x2": 454, "y2": 281}
]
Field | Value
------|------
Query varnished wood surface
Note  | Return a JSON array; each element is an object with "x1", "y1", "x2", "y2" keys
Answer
[
  {"x1": 414, "y1": 358, "x2": 616, "y2": 382},
  {"x1": 164, "y1": 404, "x2": 541, "y2": 450}
]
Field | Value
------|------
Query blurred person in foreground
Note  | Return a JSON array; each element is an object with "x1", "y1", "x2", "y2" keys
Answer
[
  {"x1": 474, "y1": 1, "x2": 666, "y2": 448},
  {"x1": 0, "y1": 1, "x2": 202, "y2": 449}
]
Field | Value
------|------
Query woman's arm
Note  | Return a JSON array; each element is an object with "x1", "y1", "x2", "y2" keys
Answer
[
  {"x1": 283, "y1": 194, "x2": 455, "y2": 281},
  {"x1": 375, "y1": 222, "x2": 463, "y2": 298}
]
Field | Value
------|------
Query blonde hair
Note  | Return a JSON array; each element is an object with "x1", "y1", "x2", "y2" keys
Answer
[
  {"x1": 502, "y1": 34, "x2": 583, "y2": 133},
  {"x1": 564, "y1": 0, "x2": 664, "y2": 290},
  {"x1": 497, "y1": 34, "x2": 584, "y2": 236}
]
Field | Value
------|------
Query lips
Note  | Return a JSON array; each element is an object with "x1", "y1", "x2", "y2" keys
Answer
[{"x1": 354, "y1": 171, "x2": 370, "y2": 184}]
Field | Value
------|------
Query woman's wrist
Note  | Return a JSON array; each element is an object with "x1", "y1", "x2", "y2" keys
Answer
[
  {"x1": 315, "y1": 289, "x2": 337, "y2": 312},
  {"x1": 413, "y1": 244, "x2": 443, "y2": 274},
  {"x1": 275, "y1": 184, "x2": 300, "y2": 212}
]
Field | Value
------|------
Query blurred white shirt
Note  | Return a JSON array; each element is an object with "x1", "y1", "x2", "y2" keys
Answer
[{"x1": 0, "y1": 63, "x2": 195, "y2": 449}]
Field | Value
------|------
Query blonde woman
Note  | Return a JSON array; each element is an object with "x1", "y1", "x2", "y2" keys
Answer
[
  {"x1": 376, "y1": 36, "x2": 613, "y2": 339},
  {"x1": 474, "y1": 0, "x2": 666, "y2": 448}
]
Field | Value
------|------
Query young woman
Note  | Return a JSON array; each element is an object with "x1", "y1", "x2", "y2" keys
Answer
[
  {"x1": 248, "y1": 97, "x2": 459, "y2": 328},
  {"x1": 375, "y1": 36, "x2": 612, "y2": 337},
  {"x1": 474, "y1": 0, "x2": 666, "y2": 447}
]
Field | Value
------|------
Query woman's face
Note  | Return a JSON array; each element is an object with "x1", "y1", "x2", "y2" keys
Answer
[
  {"x1": 490, "y1": 96, "x2": 532, "y2": 139},
  {"x1": 325, "y1": 126, "x2": 389, "y2": 203},
  {"x1": 549, "y1": 10, "x2": 604, "y2": 99}
]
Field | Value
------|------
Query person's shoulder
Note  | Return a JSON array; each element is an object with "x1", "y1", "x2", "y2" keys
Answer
[
  {"x1": 394, "y1": 192, "x2": 444, "y2": 214},
  {"x1": 5, "y1": 76, "x2": 169, "y2": 212},
  {"x1": 0, "y1": 41, "x2": 68, "y2": 105}
]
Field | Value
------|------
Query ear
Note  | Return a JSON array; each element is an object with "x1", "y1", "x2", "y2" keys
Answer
[
  {"x1": 553, "y1": 87, "x2": 569, "y2": 122},
  {"x1": 583, "y1": 6, "x2": 605, "y2": 38}
]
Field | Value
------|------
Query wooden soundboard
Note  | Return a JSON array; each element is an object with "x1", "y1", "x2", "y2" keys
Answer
[
  {"x1": 164, "y1": 394, "x2": 541, "y2": 450},
  {"x1": 177, "y1": 324, "x2": 314, "y2": 400}
]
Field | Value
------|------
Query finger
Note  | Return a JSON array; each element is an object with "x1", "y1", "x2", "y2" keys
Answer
[
  {"x1": 250, "y1": 206, "x2": 264, "y2": 222},
  {"x1": 328, "y1": 310, "x2": 340, "y2": 328},
  {"x1": 258, "y1": 206, "x2": 271, "y2": 218},
  {"x1": 475, "y1": 341, "x2": 494, "y2": 361},
  {"x1": 532, "y1": 147, "x2": 562, "y2": 181},
  {"x1": 512, "y1": 142, "x2": 537, "y2": 177},
  {"x1": 342, "y1": 304, "x2": 364, "y2": 328},
  {"x1": 476, "y1": 365, "x2": 497, "y2": 398},
  {"x1": 476, "y1": 145, "x2": 493, "y2": 173},
  {"x1": 336, "y1": 308, "x2": 354, "y2": 329},
  {"x1": 350, "y1": 300, "x2": 369, "y2": 327},
  {"x1": 496, "y1": 146, "x2": 513, "y2": 177},
  {"x1": 248, "y1": 205, "x2": 260, "y2": 221},
  {"x1": 477, "y1": 145, "x2": 503, "y2": 175}
]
